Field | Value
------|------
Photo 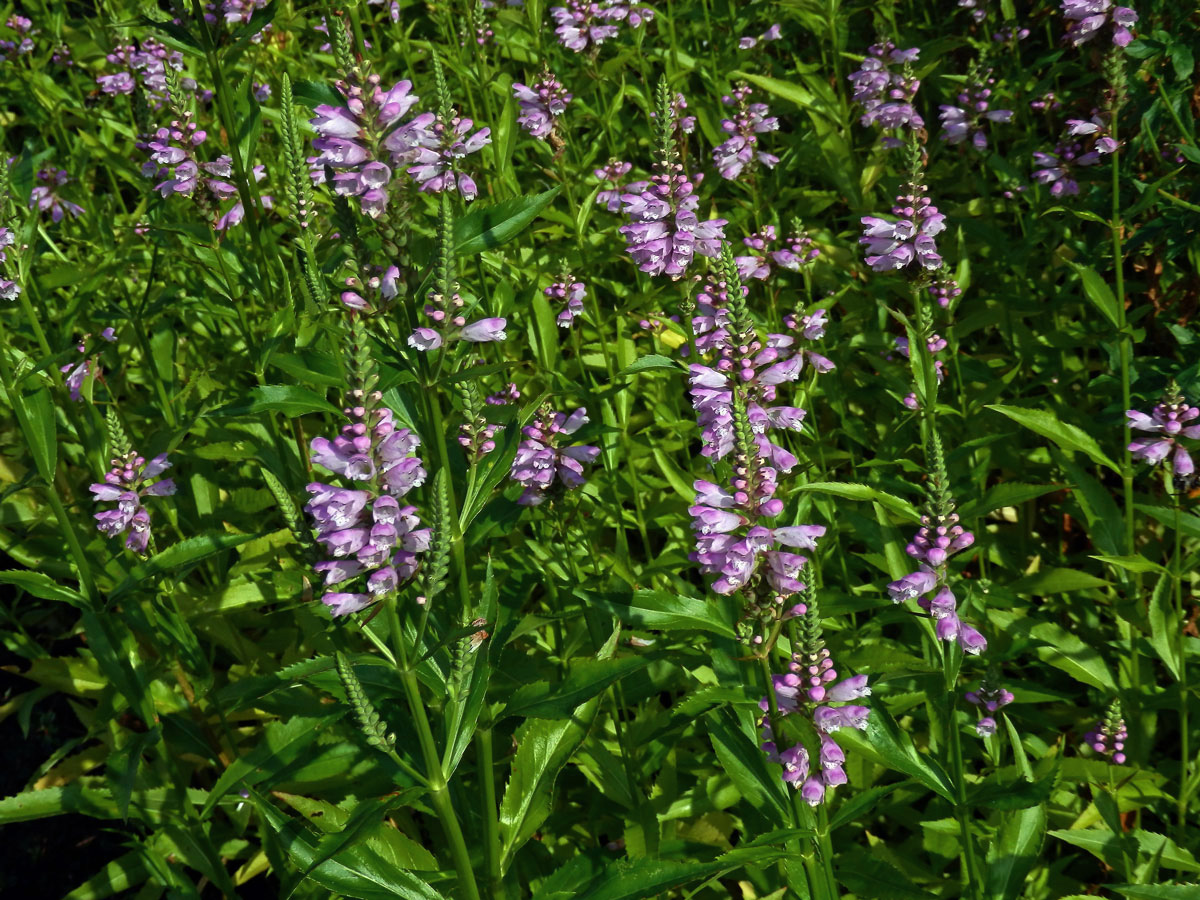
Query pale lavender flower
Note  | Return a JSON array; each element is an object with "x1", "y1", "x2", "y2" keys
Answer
[
  {"x1": 546, "y1": 278, "x2": 587, "y2": 326},
  {"x1": 510, "y1": 406, "x2": 600, "y2": 505},
  {"x1": 619, "y1": 165, "x2": 726, "y2": 278},
  {"x1": 595, "y1": 160, "x2": 633, "y2": 212},
  {"x1": 1127, "y1": 389, "x2": 1200, "y2": 478},
  {"x1": 713, "y1": 84, "x2": 779, "y2": 180},
  {"x1": 738, "y1": 22, "x2": 782, "y2": 49},
  {"x1": 91, "y1": 450, "x2": 176, "y2": 553},
  {"x1": 30, "y1": 169, "x2": 84, "y2": 222},
  {"x1": 61, "y1": 329, "x2": 117, "y2": 402},
  {"x1": 860, "y1": 187, "x2": 945, "y2": 272},
  {"x1": 1061, "y1": 0, "x2": 1138, "y2": 47},
  {"x1": 549, "y1": 0, "x2": 619, "y2": 51},
  {"x1": 307, "y1": 394, "x2": 429, "y2": 616},
  {"x1": 966, "y1": 682, "x2": 1014, "y2": 737},
  {"x1": 96, "y1": 38, "x2": 190, "y2": 107},
  {"x1": 938, "y1": 71, "x2": 1012, "y2": 151},
  {"x1": 848, "y1": 42, "x2": 923, "y2": 144},
  {"x1": 395, "y1": 112, "x2": 490, "y2": 200},
  {"x1": 513, "y1": 71, "x2": 572, "y2": 140}
]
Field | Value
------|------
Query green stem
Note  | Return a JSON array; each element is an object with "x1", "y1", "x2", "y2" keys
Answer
[
  {"x1": 1175, "y1": 491, "x2": 1189, "y2": 840},
  {"x1": 476, "y1": 728, "x2": 506, "y2": 900},
  {"x1": 949, "y1": 693, "x2": 982, "y2": 900},
  {"x1": 387, "y1": 600, "x2": 481, "y2": 900}
]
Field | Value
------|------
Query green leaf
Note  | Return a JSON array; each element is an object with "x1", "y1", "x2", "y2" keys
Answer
[
  {"x1": 835, "y1": 701, "x2": 956, "y2": 802},
  {"x1": 729, "y1": 71, "x2": 817, "y2": 111},
  {"x1": 958, "y1": 483, "x2": 1062, "y2": 519},
  {"x1": 836, "y1": 848, "x2": 931, "y2": 900},
  {"x1": 455, "y1": 186, "x2": 560, "y2": 256},
  {"x1": 63, "y1": 850, "x2": 150, "y2": 900},
  {"x1": 20, "y1": 382, "x2": 57, "y2": 483},
  {"x1": 252, "y1": 792, "x2": 446, "y2": 900},
  {"x1": 570, "y1": 842, "x2": 798, "y2": 900},
  {"x1": 583, "y1": 589, "x2": 736, "y2": 637},
  {"x1": 1092, "y1": 554, "x2": 1168, "y2": 575},
  {"x1": 1050, "y1": 829, "x2": 1200, "y2": 874},
  {"x1": 795, "y1": 482, "x2": 920, "y2": 522},
  {"x1": 614, "y1": 354, "x2": 685, "y2": 377},
  {"x1": 443, "y1": 558, "x2": 497, "y2": 777},
  {"x1": 985, "y1": 804, "x2": 1047, "y2": 900},
  {"x1": 502, "y1": 656, "x2": 651, "y2": 720},
  {"x1": 1060, "y1": 455, "x2": 1124, "y2": 556},
  {"x1": 1107, "y1": 886, "x2": 1200, "y2": 899},
  {"x1": 705, "y1": 708, "x2": 791, "y2": 826},
  {"x1": 291, "y1": 80, "x2": 345, "y2": 108},
  {"x1": 828, "y1": 781, "x2": 907, "y2": 830},
  {"x1": 0, "y1": 570, "x2": 84, "y2": 607},
  {"x1": 207, "y1": 384, "x2": 339, "y2": 418},
  {"x1": 1148, "y1": 571, "x2": 1182, "y2": 681},
  {"x1": 499, "y1": 698, "x2": 598, "y2": 869},
  {"x1": 202, "y1": 716, "x2": 334, "y2": 816},
  {"x1": 987, "y1": 405, "x2": 1119, "y2": 472},
  {"x1": 109, "y1": 532, "x2": 262, "y2": 601},
  {"x1": 970, "y1": 772, "x2": 1055, "y2": 810},
  {"x1": 1069, "y1": 262, "x2": 1121, "y2": 329},
  {"x1": 1028, "y1": 620, "x2": 1117, "y2": 691},
  {"x1": 1008, "y1": 567, "x2": 1110, "y2": 595}
]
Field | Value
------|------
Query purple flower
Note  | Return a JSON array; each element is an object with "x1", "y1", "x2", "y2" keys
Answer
[
  {"x1": 91, "y1": 450, "x2": 176, "y2": 553},
  {"x1": 1083, "y1": 702, "x2": 1128, "y2": 764},
  {"x1": 1061, "y1": 0, "x2": 1138, "y2": 47},
  {"x1": 95, "y1": 38, "x2": 189, "y2": 107},
  {"x1": 848, "y1": 41, "x2": 923, "y2": 144},
  {"x1": 510, "y1": 406, "x2": 600, "y2": 506},
  {"x1": 938, "y1": 70, "x2": 1012, "y2": 151},
  {"x1": 887, "y1": 567, "x2": 938, "y2": 603},
  {"x1": 546, "y1": 278, "x2": 587, "y2": 326},
  {"x1": 30, "y1": 169, "x2": 84, "y2": 222},
  {"x1": 513, "y1": 72, "x2": 572, "y2": 140},
  {"x1": 713, "y1": 84, "x2": 779, "y2": 180},
  {"x1": 860, "y1": 188, "x2": 945, "y2": 272},
  {"x1": 1127, "y1": 391, "x2": 1200, "y2": 478},
  {"x1": 595, "y1": 160, "x2": 633, "y2": 212},
  {"x1": 461, "y1": 318, "x2": 508, "y2": 342},
  {"x1": 396, "y1": 113, "x2": 490, "y2": 200},
  {"x1": 619, "y1": 165, "x2": 726, "y2": 278},
  {"x1": 307, "y1": 396, "x2": 429, "y2": 615}
]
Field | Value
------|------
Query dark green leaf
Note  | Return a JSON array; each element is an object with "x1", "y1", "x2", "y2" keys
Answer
[
  {"x1": 207, "y1": 384, "x2": 339, "y2": 418},
  {"x1": 455, "y1": 187, "x2": 560, "y2": 256}
]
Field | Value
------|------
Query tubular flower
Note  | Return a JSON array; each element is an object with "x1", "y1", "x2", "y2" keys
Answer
[
  {"x1": 309, "y1": 75, "x2": 421, "y2": 217},
  {"x1": 30, "y1": 169, "x2": 84, "y2": 222},
  {"x1": 619, "y1": 165, "x2": 726, "y2": 278},
  {"x1": 848, "y1": 42, "x2": 923, "y2": 145},
  {"x1": 513, "y1": 70, "x2": 572, "y2": 141},
  {"x1": 594, "y1": 159, "x2": 633, "y2": 212},
  {"x1": 391, "y1": 110, "x2": 490, "y2": 200},
  {"x1": 860, "y1": 184, "x2": 945, "y2": 272},
  {"x1": 96, "y1": 38, "x2": 190, "y2": 106},
  {"x1": 510, "y1": 406, "x2": 600, "y2": 506},
  {"x1": 1083, "y1": 701, "x2": 1129, "y2": 764},
  {"x1": 61, "y1": 328, "x2": 117, "y2": 402},
  {"x1": 939, "y1": 70, "x2": 1012, "y2": 151},
  {"x1": 307, "y1": 392, "x2": 429, "y2": 617},
  {"x1": 91, "y1": 450, "x2": 176, "y2": 553},
  {"x1": 408, "y1": 283, "x2": 506, "y2": 351},
  {"x1": 1127, "y1": 386, "x2": 1200, "y2": 480},
  {"x1": 1061, "y1": 0, "x2": 1137, "y2": 47},
  {"x1": 712, "y1": 84, "x2": 779, "y2": 180},
  {"x1": 965, "y1": 682, "x2": 1014, "y2": 737},
  {"x1": 545, "y1": 277, "x2": 587, "y2": 326}
]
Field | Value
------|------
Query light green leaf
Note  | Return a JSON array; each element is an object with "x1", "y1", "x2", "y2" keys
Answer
[
  {"x1": 1069, "y1": 262, "x2": 1121, "y2": 329},
  {"x1": 502, "y1": 656, "x2": 650, "y2": 720},
  {"x1": 455, "y1": 186, "x2": 560, "y2": 256},
  {"x1": 203, "y1": 716, "x2": 334, "y2": 816},
  {"x1": 583, "y1": 589, "x2": 736, "y2": 637},
  {"x1": 0, "y1": 570, "x2": 84, "y2": 607},
  {"x1": 614, "y1": 354, "x2": 685, "y2": 377},
  {"x1": 958, "y1": 483, "x2": 1062, "y2": 519},
  {"x1": 1092, "y1": 555, "x2": 1168, "y2": 575},
  {"x1": 1148, "y1": 571, "x2": 1182, "y2": 681},
  {"x1": 1028, "y1": 620, "x2": 1117, "y2": 691},
  {"x1": 986, "y1": 804, "x2": 1047, "y2": 900},
  {"x1": 1009, "y1": 567, "x2": 1110, "y2": 595},
  {"x1": 795, "y1": 482, "x2": 920, "y2": 522},
  {"x1": 109, "y1": 532, "x2": 262, "y2": 601},
  {"x1": 987, "y1": 405, "x2": 1119, "y2": 472},
  {"x1": 207, "y1": 384, "x2": 339, "y2": 418},
  {"x1": 1107, "y1": 885, "x2": 1200, "y2": 899},
  {"x1": 835, "y1": 700, "x2": 956, "y2": 802}
]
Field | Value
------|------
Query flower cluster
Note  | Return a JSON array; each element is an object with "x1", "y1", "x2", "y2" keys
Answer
[
  {"x1": 1031, "y1": 119, "x2": 1116, "y2": 196},
  {"x1": 1083, "y1": 702, "x2": 1128, "y2": 764},
  {"x1": 402, "y1": 110, "x2": 491, "y2": 199},
  {"x1": 734, "y1": 224, "x2": 820, "y2": 281},
  {"x1": 90, "y1": 451, "x2": 176, "y2": 553},
  {"x1": 306, "y1": 393, "x2": 429, "y2": 617},
  {"x1": 619, "y1": 164, "x2": 726, "y2": 278},
  {"x1": 549, "y1": 0, "x2": 652, "y2": 52},
  {"x1": 31, "y1": 169, "x2": 84, "y2": 222},
  {"x1": 0, "y1": 227, "x2": 18, "y2": 301},
  {"x1": 309, "y1": 76, "x2": 422, "y2": 217},
  {"x1": 1061, "y1": 0, "x2": 1137, "y2": 47},
  {"x1": 712, "y1": 84, "x2": 779, "y2": 181},
  {"x1": 760, "y1": 601, "x2": 870, "y2": 804},
  {"x1": 595, "y1": 160, "x2": 633, "y2": 212},
  {"x1": 965, "y1": 681, "x2": 1014, "y2": 737},
  {"x1": 1127, "y1": 386, "x2": 1199, "y2": 480},
  {"x1": 142, "y1": 115, "x2": 271, "y2": 230},
  {"x1": 886, "y1": 481, "x2": 986, "y2": 655},
  {"x1": 509, "y1": 406, "x2": 600, "y2": 506},
  {"x1": 62, "y1": 328, "x2": 117, "y2": 402},
  {"x1": 459, "y1": 383, "x2": 517, "y2": 460},
  {"x1": 848, "y1": 42, "x2": 923, "y2": 146},
  {"x1": 1, "y1": 14, "x2": 34, "y2": 58},
  {"x1": 97, "y1": 39, "x2": 191, "y2": 105},
  {"x1": 513, "y1": 71, "x2": 572, "y2": 141},
  {"x1": 939, "y1": 70, "x2": 1012, "y2": 150},
  {"x1": 408, "y1": 283, "x2": 507, "y2": 351},
  {"x1": 928, "y1": 270, "x2": 963, "y2": 308},
  {"x1": 738, "y1": 23, "x2": 781, "y2": 49},
  {"x1": 339, "y1": 265, "x2": 401, "y2": 312},
  {"x1": 860, "y1": 184, "x2": 945, "y2": 272},
  {"x1": 958, "y1": 0, "x2": 987, "y2": 22},
  {"x1": 545, "y1": 277, "x2": 586, "y2": 326}
]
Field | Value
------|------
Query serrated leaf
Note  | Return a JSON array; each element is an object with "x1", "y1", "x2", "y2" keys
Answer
[
  {"x1": 1108, "y1": 885, "x2": 1200, "y2": 899},
  {"x1": 1092, "y1": 554, "x2": 1168, "y2": 575},
  {"x1": 502, "y1": 656, "x2": 650, "y2": 720},
  {"x1": 795, "y1": 482, "x2": 920, "y2": 522},
  {"x1": 207, "y1": 384, "x2": 339, "y2": 418},
  {"x1": 1028, "y1": 620, "x2": 1117, "y2": 691},
  {"x1": 203, "y1": 716, "x2": 334, "y2": 816},
  {"x1": 1009, "y1": 567, "x2": 1110, "y2": 595},
  {"x1": 986, "y1": 804, "x2": 1046, "y2": 900},
  {"x1": 835, "y1": 701, "x2": 955, "y2": 802},
  {"x1": 1148, "y1": 571, "x2": 1182, "y2": 681},
  {"x1": 109, "y1": 532, "x2": 262, "y2": 601},
  {"x1": 615, "y1": 354, "x2": 685, "y2": 377},
  {"x1": 0, "y1": 570, "x2": 84, "y2": 607},
  {"x1": 583, "y1": 589, "x2": 736, "y2": 637},
  {"x1": 836, "y1": 848, "x2": 931, "y2": 900},
  {"x1": 987, "y1": 405, "x2": 1119, "y2": 472},
  {"x1": 455, "y1": 186, "x2": 560, "y2": 256}
]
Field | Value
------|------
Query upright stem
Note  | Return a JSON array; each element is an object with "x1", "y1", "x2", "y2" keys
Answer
[
  {"x1": 1174, "y1": 492, "x2": 1189, "y2": 840},
  {"x1": 948, "y1": 688, "x2": 982, "y2": 899},
  {"x1": 386, "y1": 600, "x2": 481, "y2": 900},
  {"x1": 475, "y1": 728, "x2": 506, "y2": 900}
]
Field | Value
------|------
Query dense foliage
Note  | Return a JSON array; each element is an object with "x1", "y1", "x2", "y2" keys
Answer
[{"x1": 1, "y1": 0, "x2": 1198, "y2": 897}]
